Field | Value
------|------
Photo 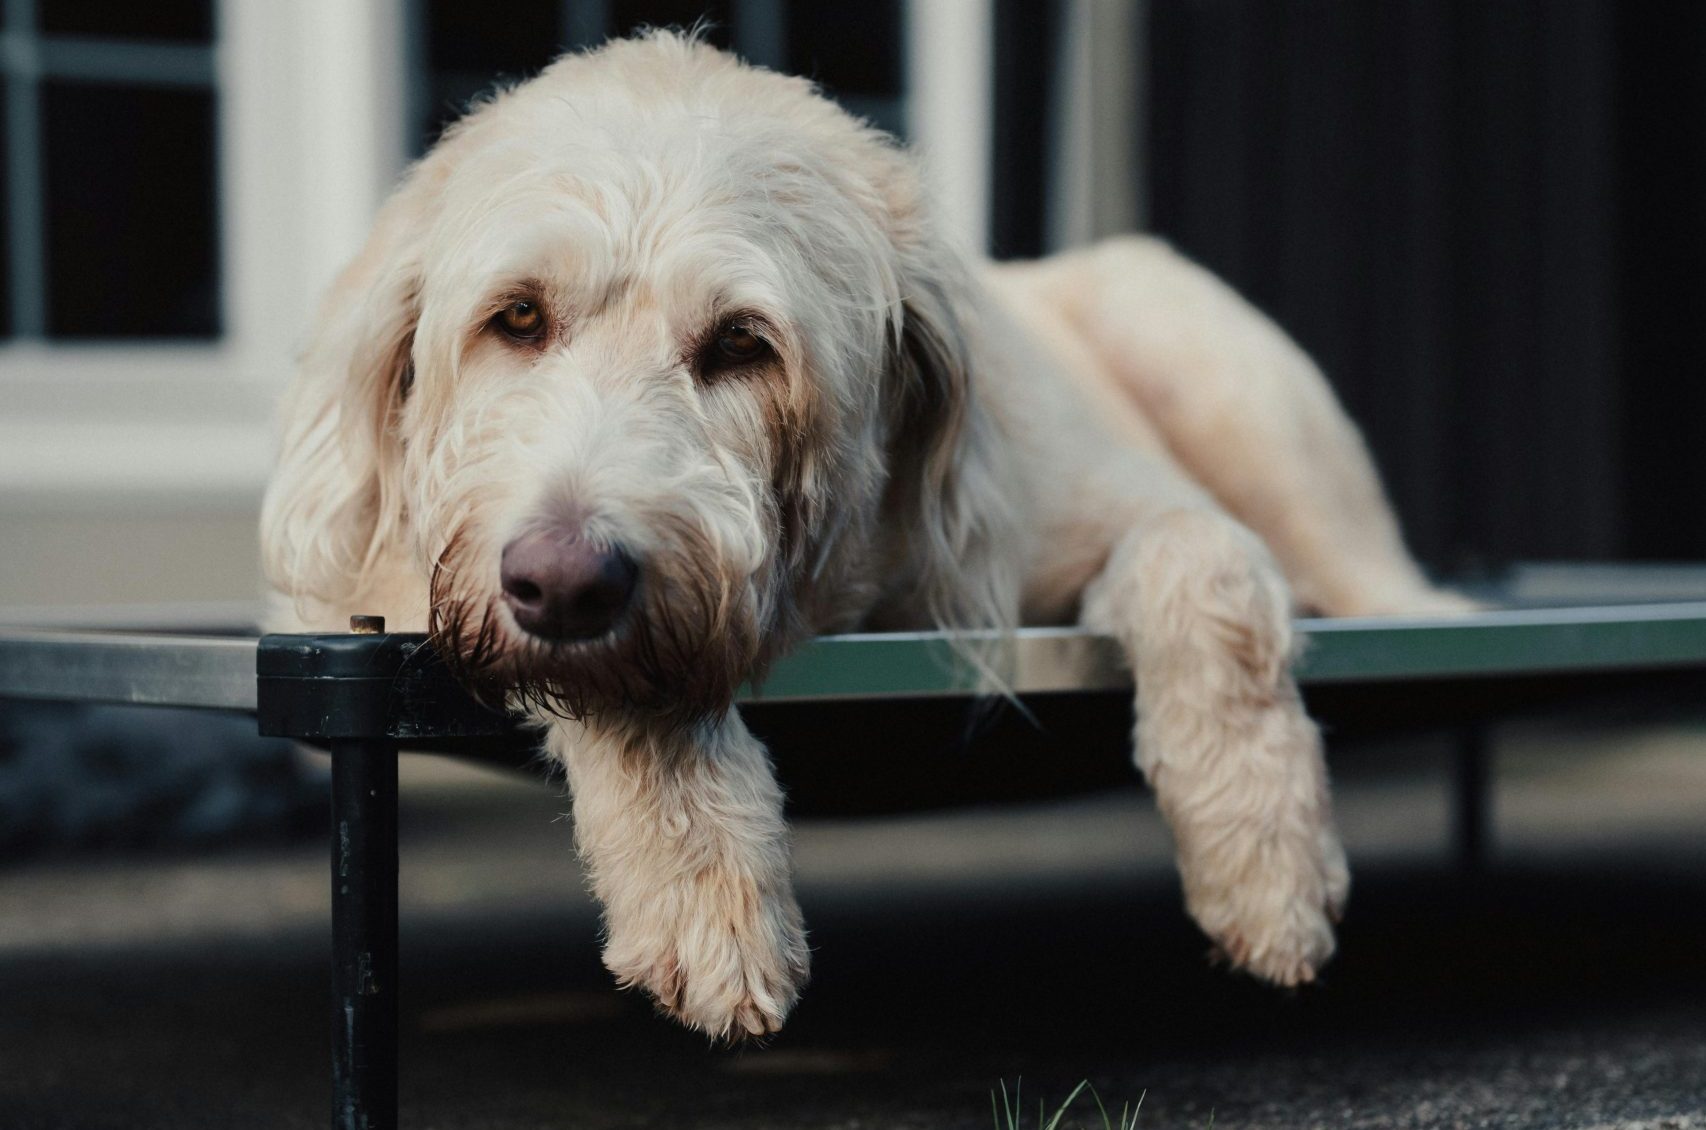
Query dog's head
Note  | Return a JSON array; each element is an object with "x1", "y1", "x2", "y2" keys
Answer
[{"x1": 261, "y1": 32, "x2": 1009, "y2": 724}]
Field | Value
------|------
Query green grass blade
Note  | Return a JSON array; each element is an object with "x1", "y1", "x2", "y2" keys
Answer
[
  {"x1": 1090, "y1": 1083, "x2": 1112, "y2": 1130},
  {"x1": 1041, "y1": 1080, "x2": 1090, "y2": 1130},
  {"x1": 1127, "y1": 1089, "x2": 1147, "y2": 1130}
]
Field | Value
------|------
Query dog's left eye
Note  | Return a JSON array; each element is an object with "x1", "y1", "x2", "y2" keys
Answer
[{"x1": 496, "y1": 300, "x2": 546, "y2": 340}]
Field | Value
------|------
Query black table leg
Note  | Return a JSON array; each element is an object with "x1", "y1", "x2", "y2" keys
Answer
[
  {"x1": 1453, "y1": 724, "x2": 1492, "y2": 872},
  {"x1": 330, "y1": 739, "x2": 399, "y2": 1130}
]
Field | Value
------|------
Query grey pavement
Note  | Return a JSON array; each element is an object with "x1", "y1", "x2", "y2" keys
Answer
[{"x1": 3, "y1": 721, "x2": 1706, "y2": 1128}]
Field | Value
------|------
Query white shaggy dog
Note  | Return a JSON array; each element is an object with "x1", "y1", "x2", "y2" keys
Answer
[{"x1": 262, "y1": 32, "x2": 1464, "y2": 1041}]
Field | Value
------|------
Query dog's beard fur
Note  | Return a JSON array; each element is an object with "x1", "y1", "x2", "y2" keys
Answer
[{"x1": 427, "y1": 519, "x2": 772, "y2": 728}]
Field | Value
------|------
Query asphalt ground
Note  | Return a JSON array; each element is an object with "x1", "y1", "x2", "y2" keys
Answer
[{"x1": 3, "y1": 722, "x2": 1705, "y2": 1129}]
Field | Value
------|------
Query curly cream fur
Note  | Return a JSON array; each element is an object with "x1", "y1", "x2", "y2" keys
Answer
[{"x1": 263, "y1": 32, "x2": 1459, "y2": 1038}]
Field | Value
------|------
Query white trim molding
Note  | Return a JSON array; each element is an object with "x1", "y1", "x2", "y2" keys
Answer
[
  {"x1": 1048, "y1": 0, "x2": 1147, "y2": 251},
  {"x1": 905, "y1": 0, "x2": 994, "y2": 257}
]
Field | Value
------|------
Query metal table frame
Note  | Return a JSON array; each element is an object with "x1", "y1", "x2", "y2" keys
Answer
[{"x1": 7, "y1": 601, "x2": 1706, "y2": 1129}]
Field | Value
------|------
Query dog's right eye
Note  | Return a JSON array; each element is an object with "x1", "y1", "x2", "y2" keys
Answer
[
  {"x1": 714, "y1": 327, "x2": 766, "y2": 363},
  {"x1": 495, "y1": 300, "x2": 546, "y2": 341}
]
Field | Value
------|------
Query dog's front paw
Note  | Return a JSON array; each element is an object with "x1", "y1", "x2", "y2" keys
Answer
[
  {"x1": 1182, "y1": 811, "x2": 1347, "y2": 987},
  {"x1": 1200, "y1": 886, "x2": 1337, "y2": 987},
  {"x1": 602, "y1": 866, "x2": 810, "y2": 1041}
]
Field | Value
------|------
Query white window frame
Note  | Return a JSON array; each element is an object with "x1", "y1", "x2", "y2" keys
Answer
[
  {"x1": 0, "y1": 0, "x2": 408, "y2": 509},
  {"x1": 1048, "y1": 0, "x2": 1146, "y2": 251},
  {"x1": 905, "y1": 0, "x2": 993, "y2": 258}
]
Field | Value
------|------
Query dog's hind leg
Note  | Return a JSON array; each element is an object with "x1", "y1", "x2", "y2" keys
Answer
[
  {"x1": 548, "y1": 712, "x2": 809, "y2": 1040},
  {"x1": 1081, "y1": 506, "x2": 1349, "y2": 984},
  {"x1": 1043, "y1": 236, "x2": 1469, "y2": 617}
]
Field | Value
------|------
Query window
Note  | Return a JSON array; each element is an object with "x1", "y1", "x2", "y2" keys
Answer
[
  {"x1": 0, "y1": 0, "x2": 221, "y2": 340},
  {"x1": 409, "y1": 1, "x2": 906, "y2": 156},
  {"x1": 406, "y1": 0, "x2": 997, "y2": 251},
  {"x1": 0, "y1": 1, "x2": 410, "y2": 506}
]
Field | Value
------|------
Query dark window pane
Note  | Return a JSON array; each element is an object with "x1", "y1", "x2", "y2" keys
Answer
[
  {"x1": 610, "y1": 1, "x2": 731, "y2": 48},
  {"x1": 417, "y1": 0, "x2": 562, "y2": 152},
  {"x1": 418, "y1": 73, "x2": 505, "y2": 151},
  {"x1": 424, "y1": 0, "x2": 559, "y2": 73},
  {"x1": 785, "y1": 0, "x2": 902, "y2": 98},
  {"x1": 41, "y1": 81, "x2": 220, "y2": 338},
  {"x1": 38, "y1": 0, "x2": 213, "y2": 44},
  {"x1": 990, "y1": 0, "x2": 1060, "y2": 258}
]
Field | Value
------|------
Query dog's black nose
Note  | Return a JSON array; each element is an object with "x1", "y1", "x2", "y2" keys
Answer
[{"x1": 500, "y1": 528, "x2": 639, "y2": 641}]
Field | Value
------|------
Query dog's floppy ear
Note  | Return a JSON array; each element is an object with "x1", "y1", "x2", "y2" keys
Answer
[
  {"x1": 882, "y1": 208, "x2": 1018, "y2": 639},
  {"x1": 260, "y1": 185, "x2": 430, "y2": 613}
]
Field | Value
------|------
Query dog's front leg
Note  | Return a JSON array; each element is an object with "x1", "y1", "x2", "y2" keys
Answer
[
  {"x1": 545, "y1": 710, "x2": 808, "y2": 1040},
  {"x1": 1080, "y1": 507, "x2": 1350, "y2": 985}
]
